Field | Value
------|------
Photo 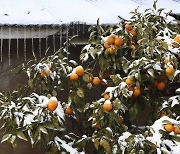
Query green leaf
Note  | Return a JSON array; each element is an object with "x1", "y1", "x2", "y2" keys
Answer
[
  {"x1": 147, "y1": 68, "x2": 154, "y2": 77},
  {"x1": 103, "y1": 139, "x2": 111, "y2": 154},
  {"x1": 28, "y1": 79, "x2": 33, "y2": 89},
  {"x1": 39, "y1": 126, "x2": 48, "y2": 134},
  {"x1": 76, "y1": 88, "x2": 84, "y2": 98},
  {"x1": 1, "y1": 134, "x2": 12, "y2": 143},
  {"x1": 52, "y1": 90, "x2": 57, "y2": 97},
  {"x1": 17, "y1": 131, "x2": 28, "y2": 141},
  {"x1": 94, "y1": 138, "x2": 99, "y2": 150}
]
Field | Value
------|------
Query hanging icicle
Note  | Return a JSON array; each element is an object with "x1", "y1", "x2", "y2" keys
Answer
[
  {"x1": 46, "y1": 25, "x2": 48, "y2": 50},
  {"x1": 8, "y1": 26, "x2": 11, "y2": 65},
  {"x1": 31, "y1": 27, "x2": 34, "y2": 60},
  {"x1": 72, "y1": 22, "x2": 75, "y2": 36},
  {"x1": 16, "y1": 25, "x2": 19, "y2": 58},
  {"x1": 76, "y1": 22, "x2": 79, "y2": 35},
  {"x1": 0, "y1": 26, "x2": 3, "y2": 62},
  {"x1": 52, "y1": 25, "x2": 56, "y2": 53},
  {"x1": 82, "y1": 23, "x2": 85, "y2": 34},
  {"x1": 59, "y1": 25, "x2": 62, "y2": 49},
  {"x1": 66, "y1": 25, "x2": 69, "y2": 56},
  {"x1": 24, "y1": 26, "x2": 27, "y2": 62},
  {"x1": 38, "y1": 26, "x2": 41, "y2": 57}
]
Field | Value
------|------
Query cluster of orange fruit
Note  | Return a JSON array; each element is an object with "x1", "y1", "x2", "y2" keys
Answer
[
  {"x1": 164, "y1": 123, "x2": 180, "y2": 134},
  {"x1": 104, "y1": 35, "x2": 124, "y2": 55},
  {"x1": 70, "y1": 66, "x2": 85, "y2": 81},
  {"x1": 125, "y1": 78, "x2": 141, "y2": 97},
  {"x1": 125, "y1": 23, "x2": 136, "y2": 38}
]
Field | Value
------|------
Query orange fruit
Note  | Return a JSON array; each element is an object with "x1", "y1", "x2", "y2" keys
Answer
[
  {"x1": 107, "y1": 47, "x2": 115, "y2": 55},
  {"x1": 125, "y1": 78, "x2": 134, "y2": 85},
  {"x1": 174, "y1": 127, "x2": 180, "y2": 134},
  {"x1": 164, "y1": 123, "x2": 175, "y2": 133},
  {"x1": 157, "y1": 82, "x2": 165, "y2": 91},
  {"x1": 89, "y1": 76, "x2": 93, "y2": 82},
  {"x1": 92, "y1": 77, "x2": 101, "y2": 85},
  {"x1": 174, "y1": 35, "x2": 180, "y2": 43},
  {"x1": 99, "y1": 139, "x2": 103, "y2": 147},
  {"x1": 107, "y1": 35, "x2": 116, "y2": 44},
  {"x1": 133, "y1": 87, "x2": 141, "y2": 97},
  {"x1": 166, "y1": 66, "x2": 175, "y2": 75},
  {"x1": 129, "y1": 29, "x2": 136, "y2": 37},
  {"x1": 119, "y1": 116, "x2": 124, "y2": 124},
  {"x1": 114, "y1": 37, "x2": 124, "y2": 47},
  {"x1": 75, "y1": 66, "x2": 84, "y2": 76},
  {"x1": 104, "y1": 42, "x2": 110, "y2": 49},
  {"x1": 41, "y1": 69, "x2": 50, "y2": 78},
  {"x1": 160, "y1": 112, "x2": 167, "y2": 117},
  {"x1": 70, "y1": 73, "x2": 79, "y2": 81},
  {"x1": 103, "y1": 101, "x2": 112, "y2": 111},
  {"x1": 94, "y1": 123, "x2": 100, "y2": 129},
  {"x1": 164, "y1": 58, "x2": 169, "y2": 64},
  {"x1": 47, "y1": 100, "x2": 58, "y2": 112},
  {"x1": 65, "y1": 107, "x2": 73, "y2": 115},
  {"x1": 125, "y1": 23, "x2": 133, "y2": 31},
  {"x1": 104, "y1": 93, "x2": 110, "y2": 100}
]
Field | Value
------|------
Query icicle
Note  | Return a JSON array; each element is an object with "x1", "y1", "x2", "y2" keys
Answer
[
  {"x1": 46, "y1": 26, "x2": 48, "y2": 50},
  {"x1": 76, "y1": 22, "x2": 79, "y2": 35},
  {"x1": 0, "y1": 26, "x2": 3, "y2": 62},
  {"x1": 82, "y1": 23, "x2": 85, "y2": 34},
  {"x1": 59, "y1": 26, "x2": 62, "y2": 49},
  {"x1": 31, "y1": 27, "x2": 34, "y2": 59},
  {"x1": 8, "y1": 26, "x2": 11, "y2": 65},
  {"x1": 16, "y1": 25, "x2": 19, "y2": 58},
  {"x1": 72, "y1": 22, "x2": 75, "y2": 36},
  {"x1": 52, "y1": 25, "x2": 56, "y2": 52},
  {"x1": 24, "y1": 26, "x2": 27, "y2": 61},
  {"x1": 66, "y1": 25, "x2": 69, "y2": 54},
  {"x1": 38, "y1": 26, "x2": 41, "y2": 57}
]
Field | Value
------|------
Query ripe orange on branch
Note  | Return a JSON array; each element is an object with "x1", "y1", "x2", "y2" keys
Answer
[
  {"x1": 104, "y1": 93, "x2": 110, "y2": 100},
  {"x1": 157, "y1": 82, "x2": 165, "y2": 91},
  {"x1": 174, "y1": 127, "x2": 180, "y2": 134},
  {"x1": 65, "y1": 107, "x2": 73, "y2": 115},
  {"x1": 114, "y1": 37, "x2": 124, "y2": 47},
  {"x1": 107, "y1": 35, "x2": 116, "y2": 44},
  {"x1": 75, "y1": 66, "x2": 84, "y2": 76},
  {"x1": 92, "y1": 77, "x2": 101, "y2": 85},
  {"x1": 129, "y1": 29, "x2": 136, "y2": 37},
  {"x1": 103, "y1": 100, "x2": 112, "y2": 111},
  {"x1": 125, "y1": 23, "x2": 133, "y2": 31},
  {"x1": 133, "y1": 87, "x2": 141, "y2": 97},
  {"x1": 47, "y1": 100, "x2": 58, "y2": 112},
  {"x1": 107, "y1": 47, "x2": 115, "y2": 55},
  {"x1": 174, "y1": 35, "x2": 180, "y2": 43},
  {"x1": 125, "y1": 78, "x2": 134, "y2": 85},
  {"x1": 70, "y1": 73, "x2": 79, "y2": 81},
  {"x1": 164, "y1": 123, "x2": 175, "y2": 133},
  {"x1": 166, "y1": 66, "x2": 175, "y2": 75},
  {"x1": 41, "y1": 69, "x2": 50, "y2": 78}
]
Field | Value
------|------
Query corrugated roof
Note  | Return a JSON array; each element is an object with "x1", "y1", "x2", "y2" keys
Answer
[{"x1": 0, "y1": 0, "x2": 179, "y2": 25}]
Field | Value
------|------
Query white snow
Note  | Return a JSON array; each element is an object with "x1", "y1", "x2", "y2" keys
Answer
[
  {"x1": 0, "y1": 0, "x2": 179, "y2": 25},
  {"x1": 55, "y1": 136, "x2": 82, "y2": 154}
]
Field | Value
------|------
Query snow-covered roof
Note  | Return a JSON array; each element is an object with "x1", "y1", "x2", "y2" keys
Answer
[{"x1": 0, "y1": 0, "x2": 179, "y2": 25}]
